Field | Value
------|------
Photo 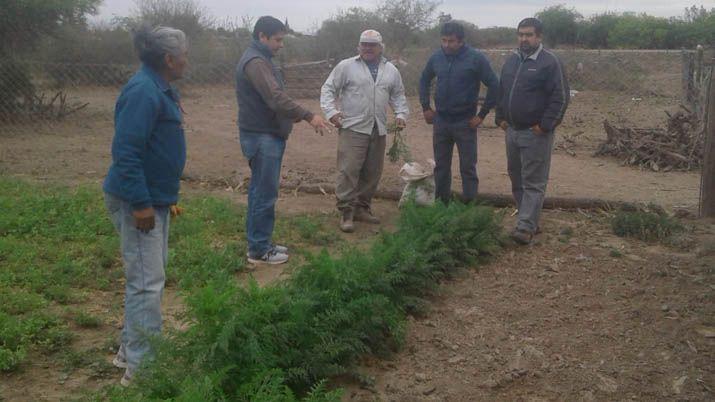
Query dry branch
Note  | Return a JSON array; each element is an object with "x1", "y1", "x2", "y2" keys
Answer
[{"x1": 597, "y1": 108, "x2": 704, "y2": 171}]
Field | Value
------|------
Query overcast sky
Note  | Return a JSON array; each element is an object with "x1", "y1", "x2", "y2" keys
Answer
[{"x1": 93, "y1": 0, "x2": 707, "y2": 32}]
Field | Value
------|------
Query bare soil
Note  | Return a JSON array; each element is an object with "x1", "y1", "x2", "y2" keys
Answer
[
  {"x1": 0, "y1": 88, "x2": 701, "y2": 209},
  {"x1": 342, "y1": 210, "x2": 715, "y2": 401},
  {"x1": 0, "y1": 87, "x2": 711, "y2": 401}
]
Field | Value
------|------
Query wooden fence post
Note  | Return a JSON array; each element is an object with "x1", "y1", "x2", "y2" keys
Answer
[
  {"x1": 682, "y1": 49, "x2": 694, "y2": 107},
  {"x1": 701, "y1": 60, "x2": 715, "y2": 218}
]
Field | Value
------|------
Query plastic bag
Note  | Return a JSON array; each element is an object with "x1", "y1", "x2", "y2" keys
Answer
[{"x1": 398, "y1": 159, "x2": 436, "y2": 208}]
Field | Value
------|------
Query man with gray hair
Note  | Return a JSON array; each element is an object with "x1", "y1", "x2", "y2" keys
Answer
[
  {"x1": 103, "y1": 25, "x2": 188, "y2": 386},
  {"x1": 321, "y1": 29, "x2": 409, "y2": 232}
]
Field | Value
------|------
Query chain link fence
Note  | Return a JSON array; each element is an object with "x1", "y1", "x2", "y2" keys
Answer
[{"x1": 0, "y1": 49, "x2": 693, "y2": 131}]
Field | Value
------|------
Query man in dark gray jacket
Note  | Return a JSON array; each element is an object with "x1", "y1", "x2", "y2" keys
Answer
[{"x1": 495, "y1": 18, "x2": 569, "y2": 245}]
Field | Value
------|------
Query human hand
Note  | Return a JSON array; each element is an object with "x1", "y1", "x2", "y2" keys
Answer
[
  {"x1": 395, "y1": 118, "x2": 406, "y2": 129},
  {"x1": 531, "y1": 124, "x2": 545, "y2": 135},
  {"x1": 329, "y1": 113, "x2": 343, "y2": 128},
  {"x1": 423, "y1": 109, "x2": 434, "y2": 125},
  {"x1": 133, "y1": 207, "x2": 155, "y2": 233},
  {"x1": 170, "y1": 205, "x2": 184, "y2": 218},
  {"x1": 499, "y1": 121, "x2": 509, "y2": 131},
  {"x1": 309, "y1": 115, "x2": 330, "y2": 135},
  {"x1": 468, "y1": 116, "x2": 483, "y2": 129}
]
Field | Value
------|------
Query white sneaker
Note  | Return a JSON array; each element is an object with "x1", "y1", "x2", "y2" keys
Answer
[
  {"x1": 119, "y1": 369, "x2": 133, "y2": 387},
  {"x1": 247, "y1": 248, "x2": 289, "y2": 265},
  {"x1": 112, "y1": 345, "x2": 128, "y2": 369},
  {"x1": 245, "y1": 244, "x2": 288, "y2": 258}
]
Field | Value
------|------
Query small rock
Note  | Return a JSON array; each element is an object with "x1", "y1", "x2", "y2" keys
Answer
[
  {"x1": 448, "y1": 355, "x2": 465, "y2": 364},
  {"x1": 481, "y1": 378, "x2": 500, "y2": 389},
  {"x1": 661, "y1": 304, "x2": 670, "y2": 312},
  {"x1": 580, "y1": 390, "x2": 596, "y2": 401},
  {"x1": 625, "y1": 254, "x2": 646, "y2": 263},
  {"x1": 672, "y1": 375, "x2": 687, "y2": 394},
  {"x1": 597, "y1": 374, "x2": 618, "y2": 394},
  {"x1": 415, "y1": 372, "x2": 428, "y2": 382},
  {"x1": 696, "y1": 327, "x2": 715, "y2": 338},
  {"x1": 422, "y1": 386, "x2": 436, "y2": 396}
]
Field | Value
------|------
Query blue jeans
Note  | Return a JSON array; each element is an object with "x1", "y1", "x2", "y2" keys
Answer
[
  {"x1": 104, "y1": 193, "x2": 169, "y2": 373},
  {"x1": 240, "y1": 131, "x2": 286, "y2": 258},
  {"x1": 433, "y1": 115, "x2": 478, "y2": 203}
]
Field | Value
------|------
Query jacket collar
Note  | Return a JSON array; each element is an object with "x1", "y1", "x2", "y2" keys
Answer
[
  {"x1": 519, "y1": 43, "x2": 543, "y2": 61},
  {"x1": 442, "y1": 44, "x2": 468, "y2": 58},
  {"x1": 250, "y1": 40, "x2": 274, "y2": 60},
  {"x1": 141, "y1": 64, "x2": 170, "y2": 92},
  {"x1": 354, "y1": 55, "x2": 387, "y2": 64}
]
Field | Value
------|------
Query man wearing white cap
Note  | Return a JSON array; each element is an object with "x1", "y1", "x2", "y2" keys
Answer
[{"x1": 321, "y1": 29, "x2": 409, "y2": 232}]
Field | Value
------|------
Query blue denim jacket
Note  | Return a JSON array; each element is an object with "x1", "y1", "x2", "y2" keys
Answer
[
  {"x1": 419, "y1": 45, "x2": 498, "y2": 121},
  {"x1": 103, "y1": 65, "x2": 186, "y2": 210}
]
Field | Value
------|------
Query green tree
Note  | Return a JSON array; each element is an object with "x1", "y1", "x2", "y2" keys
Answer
[
  {"x1": 125, "y1": 0, "x2": 214, "y2": 39},
  {"x1": 579, "y1": 12, "x2": 620, "y2": 48},
  {"x1": 0, "y1": 0, "x2": 101, "y2": 121},
  {"x1": 0, "y1": 0, "x2": 101, "y2": 56},
  {"x1": 377, "y1": 0, "x2": 440, "y2": 56},
  {"x1": 608, "y1": 13, "x2": 674, "y2": 48},
  {"x1": 536, "y1": 5, "x2": 583, "y2": 47},
  {"x1": 316, "y1": 7, "x2": 383, "y2": 59}
]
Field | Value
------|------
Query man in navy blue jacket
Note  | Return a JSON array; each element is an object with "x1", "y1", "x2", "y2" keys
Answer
[
  {"x1": 495, "y1": 18, "x2": 570, "y2": 245},
  {"x1": 419, "y1": 21, "x2": 499, "y2": 203}
]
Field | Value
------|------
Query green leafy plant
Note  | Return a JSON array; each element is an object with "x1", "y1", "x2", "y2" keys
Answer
[
  {"x1": 387, "y1": 123, "x2": 411, "y2": 164},
  {"x1": 612, "y1": 209, "x2": 683, "y2": 242}
]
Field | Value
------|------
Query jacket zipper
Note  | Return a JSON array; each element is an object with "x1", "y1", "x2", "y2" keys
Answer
[
  {"x1": 447, "y1": 58, "x2": 453, "y2": 113},
  {"x1": 506, "y1": 57, "x2": 525, "y2": 125}
]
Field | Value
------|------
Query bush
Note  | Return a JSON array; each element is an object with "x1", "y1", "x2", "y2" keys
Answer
[
  {"x1": 612, "y1": 209, "x2": 683, "y2": 242},
  {"x1": 0, "y1": 59, "x2": 35, "y2": 122}
]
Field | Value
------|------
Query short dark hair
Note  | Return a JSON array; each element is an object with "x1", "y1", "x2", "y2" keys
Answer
[
  {"x1": 252, "y1": 16, "x2": 286, "y2": 40},
  {"x1": 440, "y1": 21, "x2": 465, "y2": 40},
  {"x1": 517, "y1": 18, "x2": 543, "y2": 35}
]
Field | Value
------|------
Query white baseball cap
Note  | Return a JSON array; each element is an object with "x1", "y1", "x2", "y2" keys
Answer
[{"x1": 359, "y1": 29, "x2": 383, "y2": 45}]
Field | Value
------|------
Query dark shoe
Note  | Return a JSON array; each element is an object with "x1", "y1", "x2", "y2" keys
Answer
[
  {"x1": 510, "y1": 229, "x2": 533, "y2": 245},
  {"x1": 354, "y1": 208, "x2": 380, "y2": 224},
  {"x1": 340, "y1": 210, "x2": 355, "y2": 233}
]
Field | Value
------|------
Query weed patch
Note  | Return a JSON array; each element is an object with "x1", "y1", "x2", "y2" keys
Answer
[{"x1": 612, "y1": 209, "x2": 683, "y2": 242}]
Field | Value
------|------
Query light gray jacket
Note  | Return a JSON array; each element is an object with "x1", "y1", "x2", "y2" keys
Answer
[{"x1": 320, "y1": 55, "x2": 409, "y2": 136}]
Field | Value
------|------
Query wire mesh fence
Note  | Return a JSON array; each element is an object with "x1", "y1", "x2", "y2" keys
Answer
[{"x1": 0, "y1": 48, "x2": 694, "y2": 131}]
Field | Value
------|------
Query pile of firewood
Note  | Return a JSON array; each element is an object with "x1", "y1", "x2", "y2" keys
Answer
[{"x1": 597, "y1": 107, "x2": 704, "y2": 171}]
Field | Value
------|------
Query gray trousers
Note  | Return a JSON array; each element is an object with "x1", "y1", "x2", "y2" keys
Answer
[
  {"x1": 433, "y1": 117, "x2": 478, "y2": 203},
  {"x1": 505, "y1": 127, "x2": 555, "y2": 233},
  {"x1": 336, "y1": 126, "x2": 386, "y2": 212}
]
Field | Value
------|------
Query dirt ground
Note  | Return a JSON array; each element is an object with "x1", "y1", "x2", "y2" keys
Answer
[
  {"x1": 342, "y1": 209, "x2": 715, "y2": 401},
  {"x1": 0, "y1": 88, "x2": 702, "y2": 210},
  {"x1": 1, "y1": 186, "x2": 713, "y2": 401},
  {"x1": 0, "y1": 87, "x2": 712, "y2": 401}
]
